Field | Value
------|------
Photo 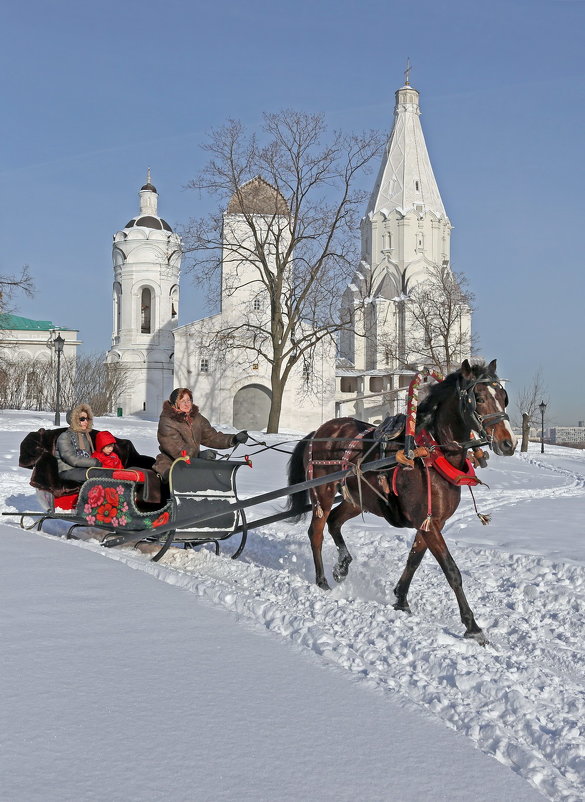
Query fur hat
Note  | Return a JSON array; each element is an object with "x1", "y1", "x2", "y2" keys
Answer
[
  {"x1": 66, "y1": 403, "x2": 94, "y2": 432},
  {"x1": 169, "y1": 387, "x2": 193, "y2": 407},
  {"x1": 95, "y1": 430, "x2": 116, "y2": 451}
]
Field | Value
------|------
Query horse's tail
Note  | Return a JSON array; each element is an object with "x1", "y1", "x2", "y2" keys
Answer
[{"x1": 286, "y1": 432, "x2": 314, "y2": 521}]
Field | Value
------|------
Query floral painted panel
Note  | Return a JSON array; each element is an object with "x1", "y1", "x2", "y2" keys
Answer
[{"x1": 77, "y1": 479, "x2": 171, "y2": 531}]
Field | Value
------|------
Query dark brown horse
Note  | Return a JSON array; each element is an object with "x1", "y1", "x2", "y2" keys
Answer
[{"x1": 287, "y1": 360, "x2": 517, "y2": 643}]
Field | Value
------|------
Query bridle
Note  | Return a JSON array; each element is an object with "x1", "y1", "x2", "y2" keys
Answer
[{"x1": 457, "y1": 377, "x2": 510, "y2": 450}]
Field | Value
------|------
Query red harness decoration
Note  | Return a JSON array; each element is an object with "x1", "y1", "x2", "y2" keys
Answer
[
  {"x1": 414, "y1": 430, "x2": 482, "y2": 487},
  {"x1": 392, "y1": 430, "x2": 485, "y2": 532}
]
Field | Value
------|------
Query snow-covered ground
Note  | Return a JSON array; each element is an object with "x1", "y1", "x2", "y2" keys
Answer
[{"x1": 1, "y1": 410, "x2": 584, "y2": 801}]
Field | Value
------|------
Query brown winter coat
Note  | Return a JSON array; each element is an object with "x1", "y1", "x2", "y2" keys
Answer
[{"x1": 153, "y1": 401, "x2": 235, "y2": 478}]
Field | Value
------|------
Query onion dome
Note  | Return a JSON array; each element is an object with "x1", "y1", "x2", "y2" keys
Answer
[
  {"x1": 124, "y1": 216, "x2": 173, "y2": 231},
  {"x1": 121, "y1": 169, "x2": 173, "y2": 231}
]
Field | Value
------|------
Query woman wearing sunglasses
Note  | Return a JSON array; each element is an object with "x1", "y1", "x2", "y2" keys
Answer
[{"x1": 55, "y1": 403, "x2": 101, "y2": 483}]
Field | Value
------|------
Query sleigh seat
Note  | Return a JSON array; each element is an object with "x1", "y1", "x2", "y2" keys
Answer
[{"x1": 19, "y1": 427, "x2": 161, "y2": 511}]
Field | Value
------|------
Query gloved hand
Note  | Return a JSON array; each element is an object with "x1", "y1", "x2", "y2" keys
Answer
[
  {"x1": 232, "y1": 430, "x2": 248, "y2": 445},
  {"x1": 198, "y1": 449, "x2": 217, "y2": 460}
]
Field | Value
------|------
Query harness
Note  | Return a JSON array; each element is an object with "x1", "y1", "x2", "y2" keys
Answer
[{"x1": 305, "y1": 368, "x2": 503, "y2": 527}]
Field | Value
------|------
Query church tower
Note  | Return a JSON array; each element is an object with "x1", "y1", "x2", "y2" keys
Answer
[
  {"x1": 340, "y1": 75, "x2": 464, "y2": 374},
  {"x1": 106, "y1": 172, "x2": 182, "y2": 416}
]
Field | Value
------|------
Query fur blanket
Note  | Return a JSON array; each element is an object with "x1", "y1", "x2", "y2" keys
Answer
[{"x1": 20, "y1": 427, "x2": 155, "y2": 498}]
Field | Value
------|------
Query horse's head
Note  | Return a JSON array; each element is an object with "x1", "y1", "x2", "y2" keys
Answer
[{"x1": 460, "y1": 359, "x2": 517, "y2": 456}]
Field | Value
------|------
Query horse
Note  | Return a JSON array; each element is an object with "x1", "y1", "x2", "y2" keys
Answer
[{"x1": 287, "y1": 359, "x2": 517, "y2": 644}]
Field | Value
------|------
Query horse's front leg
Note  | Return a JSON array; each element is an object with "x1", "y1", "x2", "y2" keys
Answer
[
  {"x1": 423, "y1": 524, "x2": 486, "y2": 644},
  {"x1": 393, "y1": 530, "x2": 428, "y2": 613}
]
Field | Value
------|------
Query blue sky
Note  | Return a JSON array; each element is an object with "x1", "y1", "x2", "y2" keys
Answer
[{"x1": 1, "y1": 0, "x2": 583, "y2": 424}]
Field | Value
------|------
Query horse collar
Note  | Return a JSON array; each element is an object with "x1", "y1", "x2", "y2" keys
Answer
[{"x1": 415, "y1": 430, "x2": 482, "y2": 487}]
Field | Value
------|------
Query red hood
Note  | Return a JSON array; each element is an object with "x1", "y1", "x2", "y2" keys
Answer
[{"x1": 95, "y1": 431, "x2": 117, "y2": 451}]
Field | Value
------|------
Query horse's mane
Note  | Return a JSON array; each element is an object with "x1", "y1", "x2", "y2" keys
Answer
[{"x1": 416, "y1": 361, "x2": 496, "y2": 432}]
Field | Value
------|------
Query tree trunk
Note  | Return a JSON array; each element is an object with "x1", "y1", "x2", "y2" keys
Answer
[
  {"x1": 267, "y1": 368, "x2": 284, "y2": 433},
  {"x1": 521, "y1": 412, "x2": 530, "y2": 452}
]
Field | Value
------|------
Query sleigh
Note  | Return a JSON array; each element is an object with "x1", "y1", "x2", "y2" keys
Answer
[{"x1": 12, "y1": 427, "x2": 252, "y2": 560}]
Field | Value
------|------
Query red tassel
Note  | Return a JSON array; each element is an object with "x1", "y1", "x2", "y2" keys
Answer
[{"x1": 420, "y1": 515, "x2": 433, "y2": 532}]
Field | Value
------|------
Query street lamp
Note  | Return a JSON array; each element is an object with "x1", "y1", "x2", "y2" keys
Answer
[
  {"x1": 53, "y1": 334, "x2": 65, "y2": 426},
  {"x1": 538, "y1": 400, "x2": 547, "y2": 454}
]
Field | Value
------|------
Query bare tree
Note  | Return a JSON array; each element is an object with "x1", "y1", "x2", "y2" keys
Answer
[
  {"x1": 378, "y1": 264, "x2": 476, "y2": 374},
  {"x1": 0, "y1": 265, "x2": 35, "y2": 317},
  {"x1": 182, "y1": 112, "x2": 383, "y2": 432},
  {"x1": 66, "y1": 353, "x2": 132, "y2": 416},
  {"x1": 515, "y1": 369, "x2": 548, "y2": 452}
]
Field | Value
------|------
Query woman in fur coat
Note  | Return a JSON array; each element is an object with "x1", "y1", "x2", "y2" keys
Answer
[
  {"x1": 154, "y1": 388, "x2": 248, "y2": 481},
  {"x1": 56, "y1": 402, "x2": 100, "y2": 483}
]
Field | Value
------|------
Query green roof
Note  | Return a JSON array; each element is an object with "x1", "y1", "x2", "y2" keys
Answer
[{"x1": 0, "y1": 314, "x2": 64, "y2": 331}]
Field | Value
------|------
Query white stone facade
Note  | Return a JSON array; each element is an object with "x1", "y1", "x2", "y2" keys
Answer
[
  {"x1": 106, "y1": 175, "x2": 181, "y2": 417},
  {"x1": 0, "y1": 318, "x2": 79, "y2": 364},
  {"x1": 173, "y1": 178, "x2": 336, "y2": 432}
]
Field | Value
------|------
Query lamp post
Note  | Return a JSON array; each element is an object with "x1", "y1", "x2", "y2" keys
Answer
[
  {"x1": 538, "y1": 400, "x2": 547, "y2": 454},
  {"x1": 53, "y1": 334, "x2": 65, "y2": 426}
]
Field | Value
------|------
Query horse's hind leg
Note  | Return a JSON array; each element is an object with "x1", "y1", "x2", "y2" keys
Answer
[
  {"x1": 307, "y1": 485, "x2": 336, "y2": 590},
  {"x1": 327, "y1": 500, "x2": 360, "y2": 583},
  {"x1": 393, "y1": 531, "x2": 428, "y2": 613},
  {"x1": 423, "y1": 524, "x2": 486, "y2": 644}
]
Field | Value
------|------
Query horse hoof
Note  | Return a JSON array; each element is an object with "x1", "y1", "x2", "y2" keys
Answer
[
  {"x1": 317, "y1": 579, "x2": 331, "y2": 591},
  {"x1": 393, "y1": 601, "x2": 411, "y2": 614},
  {"x1": 464, "y1": 629, "x2": 487, "y2": 646}
]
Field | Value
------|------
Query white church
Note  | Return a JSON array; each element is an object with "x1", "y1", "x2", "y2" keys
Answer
[{"x1": 106, "y1": 78, "x2": 470, "y2": 430}]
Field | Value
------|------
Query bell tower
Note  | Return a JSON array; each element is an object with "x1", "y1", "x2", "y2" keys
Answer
[
  {"x1": 106, "y1": 171, "x2": 182, "y2": 416},
  {"x1": 340, "y1": 75, "x2": 467, "y2": 373}
]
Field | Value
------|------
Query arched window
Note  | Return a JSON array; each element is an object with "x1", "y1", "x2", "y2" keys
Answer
[
  {"x1": 170, "y1": 285, "x2": 179, "y2": 320},
  {"x1": 141, "y1": 288, "x2": 152, "y2": 334}
]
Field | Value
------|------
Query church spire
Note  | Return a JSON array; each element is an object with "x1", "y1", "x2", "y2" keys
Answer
[{"x1": 366, "y1": 77, "x2": 448, "y2": 221}]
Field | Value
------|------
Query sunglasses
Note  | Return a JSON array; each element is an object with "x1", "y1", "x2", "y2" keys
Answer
[{"x1": 79, "y1": 416, "x2": 89, "y2": 422}]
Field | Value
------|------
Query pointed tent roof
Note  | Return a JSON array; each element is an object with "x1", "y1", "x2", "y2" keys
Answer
[
  {"x1": 366, "y1": 84, "x2": 448, "y2": 221},
  {"x1": 227, "y1": 176, "x2": 289, "y2": 216}
]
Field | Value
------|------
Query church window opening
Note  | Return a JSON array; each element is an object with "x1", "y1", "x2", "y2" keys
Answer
[
  {"x1": 170, "y1": 285, "x2": 179, "y2": 319},
  {"x1": 200, "y1": 357, "x2": 210, "y2": 373},
  {"x1": 340, "y1": 377, "x2": 357, "y2": 393},
  {"x1": 415, "y1": 180, "x2": 420, "y2": 192},
  {"x1": 252, "y1": 298, "x2": 261, "y2": 311},
  {"x1": 113, "y1": 282, "x2": 122, "y2": 336},
  {"x1": 369, "y1": 376, "x2": 383, "y2": 393},
  {"x1": 140, "y1": 288, "x2": 152, "y2": 334}
]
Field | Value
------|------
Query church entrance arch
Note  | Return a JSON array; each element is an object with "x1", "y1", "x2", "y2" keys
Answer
[{"x1": 233, "y1": 384, "x2": 272, "y2": 431}]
